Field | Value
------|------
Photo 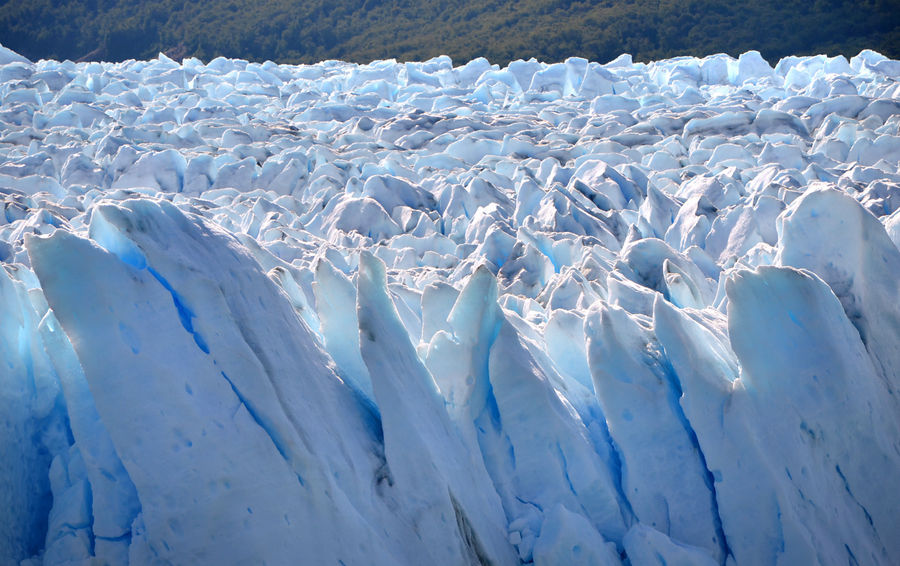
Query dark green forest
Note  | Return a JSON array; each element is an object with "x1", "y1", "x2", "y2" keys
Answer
[{"x1": 1, "y1": 0, "x2": 898, "y2": 65}]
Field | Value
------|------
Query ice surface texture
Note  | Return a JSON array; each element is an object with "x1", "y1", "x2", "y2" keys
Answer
[{"x1": 1, "y1": 44, "x2": 899, "y2": 565}]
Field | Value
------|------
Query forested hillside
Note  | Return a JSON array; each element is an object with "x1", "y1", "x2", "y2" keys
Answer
[{"x1": 1, "y1": 0, "x2": 898, "y2": 65}]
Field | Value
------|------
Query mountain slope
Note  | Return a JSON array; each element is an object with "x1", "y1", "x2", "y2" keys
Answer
[{"x1": 1, "y1": 0, "x2": 898, "y2": 65}]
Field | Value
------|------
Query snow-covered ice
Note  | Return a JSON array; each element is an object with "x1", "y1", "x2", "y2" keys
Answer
[{"x1": 1, "y1": 43, "x2": 899, "y2": 565}]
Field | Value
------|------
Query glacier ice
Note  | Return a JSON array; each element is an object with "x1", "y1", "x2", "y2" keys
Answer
[{"x1": 0, "y1": 43, "x2": 899, "y2": 565}]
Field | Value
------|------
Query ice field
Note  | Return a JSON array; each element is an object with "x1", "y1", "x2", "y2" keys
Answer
[{"x1": 1, "y1": 42, "x2": 900, "y2": 565}]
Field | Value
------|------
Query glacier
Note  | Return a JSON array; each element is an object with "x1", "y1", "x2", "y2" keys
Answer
[{"x1": 0, "y1": 41, "x2": 899, "y2": 565}]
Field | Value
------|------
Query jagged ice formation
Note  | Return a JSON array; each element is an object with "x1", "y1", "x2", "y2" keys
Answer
[{"x1": 1, "y1": 43, "x2": 900, "y2": 565}]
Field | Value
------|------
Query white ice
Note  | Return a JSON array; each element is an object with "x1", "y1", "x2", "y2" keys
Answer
[{"x1": 0, "y1": 43, "x2": 899, "y2": 566}]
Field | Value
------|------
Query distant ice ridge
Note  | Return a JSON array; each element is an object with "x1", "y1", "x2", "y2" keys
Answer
[{"x1": 1, "y1": 40, "x2": 899, "y2": 565}]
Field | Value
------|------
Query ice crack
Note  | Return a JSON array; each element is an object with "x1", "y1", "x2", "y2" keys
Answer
[
  {"x1": 218, "y1": 370, "x2": 305, "y2": 487},
  {"x1": 662, "y1": 360, "x2": 732, "y2": 564}
]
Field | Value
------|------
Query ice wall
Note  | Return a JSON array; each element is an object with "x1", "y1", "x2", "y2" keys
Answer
[{"x1": 1, "y1": 44, "x2": 899, "y2": 565}]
